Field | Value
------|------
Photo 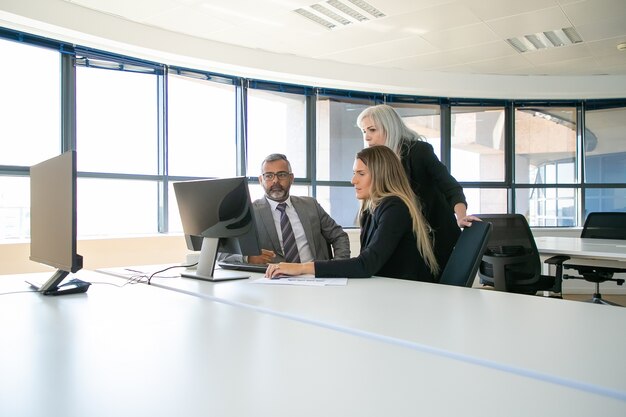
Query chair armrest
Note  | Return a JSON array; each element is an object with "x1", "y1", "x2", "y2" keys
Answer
[
  {"x1": 543, "y1": 255, "x2": 571, "y2": 292},
  {"x1": 544, "y1": 255, "x2": 570, "y2": 265}
]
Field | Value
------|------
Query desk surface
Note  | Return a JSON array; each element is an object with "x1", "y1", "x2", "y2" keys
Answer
[
  {"x1": 535, "y1": 236, "x2": 626, "y2": 262},
  {"x1": 128, "y1": 267, "x2": 626, "y2": 401},
  {"x1": 4, "y1": 272, "x2": 625, "y2": 416}
]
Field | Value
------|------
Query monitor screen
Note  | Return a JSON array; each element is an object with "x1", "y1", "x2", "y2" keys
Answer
[
  {"x1": 28, "y1": 151, "x2": 88, "y2": 295},
  {"x1": 173, "y1": 176, "x2": 261, "y2": 281}
]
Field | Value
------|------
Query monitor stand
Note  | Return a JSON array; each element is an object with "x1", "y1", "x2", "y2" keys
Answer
[
  {"x1": 26, "y1": 270, "x2": 91, "y2": 295},
  {"x1": 180, "y1": 237, "x2": 250, "y2": 282}
]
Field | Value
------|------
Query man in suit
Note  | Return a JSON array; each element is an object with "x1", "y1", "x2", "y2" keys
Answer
[{"x1": 229, "y1": 153, "x2": 350, "y2": 265}]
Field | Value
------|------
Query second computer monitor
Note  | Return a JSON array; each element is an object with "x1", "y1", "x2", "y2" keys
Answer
[{"x1": 173, "y1": 176, "x2": 261, "y2": 281}]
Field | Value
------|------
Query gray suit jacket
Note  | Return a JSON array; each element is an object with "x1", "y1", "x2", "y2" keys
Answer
[{"x1": 223, "y1": 196, "x2": 350, "y2": 263}]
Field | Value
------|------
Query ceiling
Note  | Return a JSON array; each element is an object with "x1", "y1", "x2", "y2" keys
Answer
[{"x1": 62, "y1": 0, "x2": 626, "y2": 77}]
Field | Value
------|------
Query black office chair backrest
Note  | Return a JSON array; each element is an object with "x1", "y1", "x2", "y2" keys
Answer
[
  {"x1": 476, "y1": 214, "x2": 543, "y2": 289},
  {"x1": 439, "y1": 220, "x2": 492, "y2": 287},
  {"x1": 581, "y1": 212, "x2": 626, "y2": 240}
]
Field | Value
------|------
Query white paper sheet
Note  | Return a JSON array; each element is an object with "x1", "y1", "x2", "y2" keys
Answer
[{"x1": 251, "y1": 276, "x2": 348, "y2": 286}]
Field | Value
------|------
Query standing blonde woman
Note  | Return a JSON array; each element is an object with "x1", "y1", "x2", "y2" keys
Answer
[
  {"x1": 266, "y1": 145, "x2": 438, "y2": 282},
  {"x1": 357, "y1": 104, "x2": 479, "y2": 277}
]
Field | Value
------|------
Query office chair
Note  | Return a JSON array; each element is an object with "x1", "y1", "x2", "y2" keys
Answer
[
  {"x1": 439, "y1": 220, "x2": 492, "y2": 287},
  {"x1": 476, "y1": 214, "x2": 569, "y2": 296},
  {"x1": 562, "y1": 212, "x2": 626, "y2": 306}
]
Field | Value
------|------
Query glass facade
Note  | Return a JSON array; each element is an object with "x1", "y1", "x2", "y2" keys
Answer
[{"x1": 1, "y1": 29, "x2": 625, "y2": 241}]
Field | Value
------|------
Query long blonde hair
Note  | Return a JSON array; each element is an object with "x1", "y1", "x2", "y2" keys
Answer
[{"x1": 356, "y1": 146, "x2": 439, "y2": 275}]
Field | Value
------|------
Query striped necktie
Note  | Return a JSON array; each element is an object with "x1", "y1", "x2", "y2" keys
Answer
[{"x1": 276, "y1": 202, "x2": 301, "y2": 263}]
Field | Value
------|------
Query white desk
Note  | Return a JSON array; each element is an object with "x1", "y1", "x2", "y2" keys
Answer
[
  {"x1": 4, "y1": 272, "x2": 625, "y2": 416},
  {"x1": 119, "y1": 267, "x2": 626, "y2": 402},
  {"x1": 535, "y1": 236, "x2": 626, "y2": 295},
  {"x1": 535, "y1": 236, "x2": 626, "y2": 268}
]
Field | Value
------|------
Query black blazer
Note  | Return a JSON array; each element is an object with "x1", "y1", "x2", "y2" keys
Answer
[
  {"x1": 315, "y1": 197, "x2": 435, "y2": 282},
  {"x1": 400, "y1": 140, "x2": 466, "y2": 275}
]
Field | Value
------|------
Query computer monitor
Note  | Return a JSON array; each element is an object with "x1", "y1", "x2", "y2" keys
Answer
[
  {"x1": 173, "y1": 176, "x2": 262, "y2": 281},
  {"x1": 27, "y1": 151, "x2": 89, "y2": 295}
]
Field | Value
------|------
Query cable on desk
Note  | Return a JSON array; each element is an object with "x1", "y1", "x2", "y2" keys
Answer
[
  {"x1": 89, "y1": 274, "x2": 148, "y2": 287},
  {"x1": 147, "y1": 263, "x2": 198, "y2": 285},
  {"x1": 0, "y1": 289, "x2": 40, "y2": 296}
]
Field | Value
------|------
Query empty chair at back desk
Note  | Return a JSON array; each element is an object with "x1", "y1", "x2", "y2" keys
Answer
[
  {"x1": 563, "y1": 212, "x2": 626, "y2": 306},
  {"x1": 476, "y1": 214, "x2": 568, "y2": 296}
]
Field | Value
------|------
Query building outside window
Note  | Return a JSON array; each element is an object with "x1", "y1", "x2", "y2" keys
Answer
[
  {"x1": 451, "y1": 106, "x2": 508, "y2": 216},
  {"x1": 514, "y1": 106, "x2": 578, "y2": 226},
  {"x1": 583, "y1": 106, "x2": 626, "y2": 216}
]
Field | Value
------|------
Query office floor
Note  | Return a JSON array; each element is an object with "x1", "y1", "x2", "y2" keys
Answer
[
  {"x1": 562, "y1": 293, "x2": 626, "y2": 305},
  {"x1": 479, "y1": 285, "x2": 625, "y2": 306}
]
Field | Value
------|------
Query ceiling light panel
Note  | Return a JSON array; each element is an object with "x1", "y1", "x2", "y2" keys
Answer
[
  {"x1": 347, "y1": 0, "x2": 385, "y2": 18},
  {"x1": 294, "y1": 8, "x2": 336, "y2": 29},
  {"x1": 311, "y1": 4, "x2": 352, "y2": 25},
  {"x1": 506, "y1": 27, "x2": 583, "y2": 53},
  {"x1": 327, "y1": 0, "x2": 368, "y2": 22},
  {"x1": 294, "y1": 0, "x2": 385, "y2": 30}
]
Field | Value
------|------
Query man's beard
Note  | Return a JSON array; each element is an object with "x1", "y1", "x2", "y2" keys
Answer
[{"x1": 266, "y1": 185, "x2": 288, "y2": 201}]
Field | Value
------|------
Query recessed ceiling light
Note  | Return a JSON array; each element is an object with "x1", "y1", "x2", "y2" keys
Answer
[
  {"x1": 294, "y1": 8, "x2": 336, "y2": 29},
  {"x1": 346, "y1": 0, "x2": 385, "y2": 18},
  {"x1": 294, "y1": 1, "x2": 385, "y2": 29},
  {"x1": 326, "y1": 0, "x2": 368, "y2": 22},
  {"x1": 506, "y1": 27, "x2": 583, "y2": 53},
  {"x1": 311, "y1": 4, "x2": 352, "y2": 25}
]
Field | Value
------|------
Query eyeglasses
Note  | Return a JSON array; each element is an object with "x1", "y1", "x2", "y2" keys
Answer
[{"x1": 262, "y1": 171, "x2": 291, "y2": 181}]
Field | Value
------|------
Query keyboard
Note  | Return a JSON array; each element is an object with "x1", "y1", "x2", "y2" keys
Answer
[{"x1": 217, "y1": 261, "x2": 269, "y2": 273}]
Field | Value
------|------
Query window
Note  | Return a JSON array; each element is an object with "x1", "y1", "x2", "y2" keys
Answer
[
  {"x1": 76, "y1": 66, "x2": 158, "y2": 175},
  {"x1": 450, "y1": 105, "x2": 508, "y2": 216},
  {"x1": 316, "y1": 97, "x2": 373, "y2": 182},
  {"x1": 392, "y1": 103, "x2": 441, "y2": 157},
  {"x1": 79, "y1": 178, "x2": 159, "y2": 236},
  {"x1": 247, "y1": 89, "x2": 307, "y2": 178},
  {"x1": 464, "y1": 188, "x2": 508, "y2": 216},
  {"x1": 0, "y1": 39, "x2": 60, "y2": 240},
  {"x1": 451, "y1": 106, "x2": 506, "y2": 182},
  {"x1": 514, "y1": 106, "x2": 578, "y2": 226},
  {"x1": 315, "y1": 185, "x2": 361, "y2": 227},
  {"x1": 168, "y1": 73, "x2": 237, "y2": 178},
  {"x1": 315, "y1": 96, "x2": 375, "y2": 227},
  {"x1": 0, "y1": 177, "x2": 30, "y2": 239},
  {"x1": 584, "y1": 105, "x2": 626, "y2": 215},
  {"x1": 0, "y1": 39, "x2": 60, "y2": 166},
  {"x1": 74, "y1": 57, "x2": 163, "y2": 236},
  {"x1": 4, "y1": 28, "x2": 626, "y2": 246},
  {"x1": 518, "y1": 187, "x2": 577, "y2": 227},
  {"x1": 515, "y1": 107, "x2": 577, "y2": 185}
]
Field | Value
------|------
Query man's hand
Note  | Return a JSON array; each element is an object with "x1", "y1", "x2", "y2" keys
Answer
[{"x1": 248, "y1": 249, "x2": 276, "y2": 264}]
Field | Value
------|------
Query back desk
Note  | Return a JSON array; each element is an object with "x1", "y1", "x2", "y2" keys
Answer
[
  {"x1": 3, "y1": 271, "x2": 624, "y2": 416},
  {"x1": 144, "y1": 269, "x2": 626, "y2": 402},
  {"x1": 535, "y1": 236, "x2": 626, "y2": 269}
]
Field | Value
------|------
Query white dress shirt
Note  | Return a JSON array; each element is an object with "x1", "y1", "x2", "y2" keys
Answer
[{"x1": 266, "y1": 196, "x2": 314, "y2": 262}]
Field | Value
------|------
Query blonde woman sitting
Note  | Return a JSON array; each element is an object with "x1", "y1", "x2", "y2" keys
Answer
[{"x1": 266, "y1": 145, "x2": 438, "y2": 282}]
